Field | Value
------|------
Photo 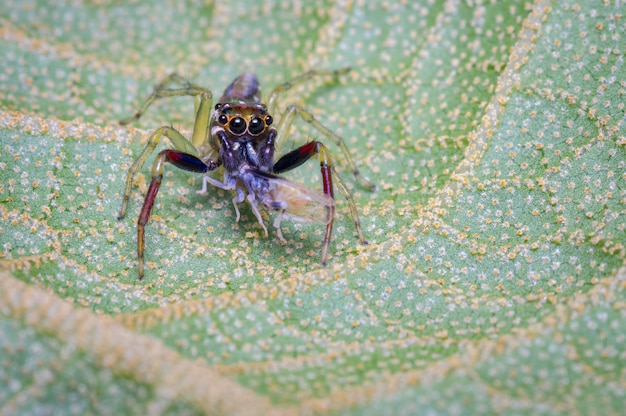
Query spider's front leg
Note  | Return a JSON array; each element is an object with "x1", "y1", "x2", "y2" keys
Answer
[
  {"x1": 117, "y1": 124, "x2": 217, "y2": 279},
  {"x1": 135, "y1": 148, "x2": 212, "y2": 279},
  {"x1": 273, "y1": 141, "x2": 366, "y2": 265}
]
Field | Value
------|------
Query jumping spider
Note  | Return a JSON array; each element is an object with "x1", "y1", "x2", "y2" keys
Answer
[{"x1": 118, "y1": 68, "x2": 375, "y2": 279}]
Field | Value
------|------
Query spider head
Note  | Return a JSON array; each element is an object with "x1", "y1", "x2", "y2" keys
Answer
[
  {"x1": 211, "y1": 102, "x2": 277, "y2": 172},
  {"x1": 212, "y1": 102, "x2": 274, "y2": 139}
]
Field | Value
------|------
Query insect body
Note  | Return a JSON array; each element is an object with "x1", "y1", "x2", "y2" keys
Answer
[{"x1": 118, "y1": 69, "x2": 374, "y2": 279}]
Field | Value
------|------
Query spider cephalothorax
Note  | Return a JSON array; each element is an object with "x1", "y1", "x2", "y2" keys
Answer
[
  {"x1": 118, "y1": 69, "x2": 374, "y2": 279},
  {"x1": 211, "y1": 101, "x2": 276, "y2": 172}
]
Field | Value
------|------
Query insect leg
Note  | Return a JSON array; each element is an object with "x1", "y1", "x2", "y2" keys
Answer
[
  {"x1": 245, "y1": 193, "x2": 269, "y2": 237},
  {"x1": 136, "y1": 149, "x2": 209, "y2": 279},
  {"x1": 272, "y1": 211, "x2": 287, "y2": 243},
  {"x1": 196, "y1": 175, "x2": 244, "y2": 221}
]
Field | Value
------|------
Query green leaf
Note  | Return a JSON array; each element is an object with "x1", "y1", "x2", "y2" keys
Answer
[{"x1": 1, "y1": 0, "x2": 624, "y2": 414}]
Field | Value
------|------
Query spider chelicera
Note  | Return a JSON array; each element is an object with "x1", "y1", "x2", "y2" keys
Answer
[{"x1": 118, "y1": 68, "x2": 375, "y2": 279}]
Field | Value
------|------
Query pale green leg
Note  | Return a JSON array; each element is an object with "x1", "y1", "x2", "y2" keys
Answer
[
  {"x1": 119, "y1": 74, "x2": 214, "y2": 148},
  {"x1": 119, "y1": 73, "x2": 211, "y2": 128},
  {"x1": 266, "y1": 67, "x2": 351, "y2": 116},
  {"x1": 332, "y1": 167, "x2": 368, "y2": 245}
]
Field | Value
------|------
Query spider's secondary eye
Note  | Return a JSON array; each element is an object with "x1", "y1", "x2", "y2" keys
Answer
[
  {"x1": 230, "y1": 117, "x2": 246, "y2": 134},
  {"x1": 249, "y1": 117, "x2": 264, "y2": 135},
  {"x1": 218, "y1": 114, "x2": 228, "y2": 125},
  {"x1": 265, "y1": 115, "x2": 273, "y2": 126},
  {"x1": 215, "y1": 103, "x2": 222, "y2": 110}
]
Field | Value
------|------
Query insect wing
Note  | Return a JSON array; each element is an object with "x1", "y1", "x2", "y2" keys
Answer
[{"x1": 267, "y1": 177, "x2": 334, "y2": 225}]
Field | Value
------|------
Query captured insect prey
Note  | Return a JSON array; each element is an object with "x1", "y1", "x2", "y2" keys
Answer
[{"x1": 118, "y1": 69, "x2": 375, "y2": 279}]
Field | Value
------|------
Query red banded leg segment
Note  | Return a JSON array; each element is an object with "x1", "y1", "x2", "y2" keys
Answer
[
  {"x1": 273, "y1": 141, "x2": 367, "y2": 265},
  {"x1": 135, "y1": 149, "x2": 210, "y2": 279}
]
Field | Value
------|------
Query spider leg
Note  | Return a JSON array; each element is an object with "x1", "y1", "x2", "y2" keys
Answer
[
  {"x1": 136, "y1": 150, "x2": 210, "y2": 279},
  {"x1": 266, "y1": 67, "x2": 350, "y2": 116},
  {"x1": 118, "y1": 126, "x2": 204, "y2": 220},
  {"x1": 232, "y1": 188, "x2": 245, "y2": 223},
  {"x1": 120, "y1": 74, "x2": 208, "y2": 123},
  {"x1": 119, "y1": 77, "x2": 216, "y2": 279},
  {"x1": 275, "y1": 105, "x2": 375, "y2": 191},
  {"x1": 120, "y1": 74, "x2": 213, "y2": 148},
  {"x1": 273, "y1": 141, "x2": 367, "y2": 265}
]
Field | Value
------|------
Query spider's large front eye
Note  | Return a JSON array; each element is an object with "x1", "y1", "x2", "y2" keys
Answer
[
  {"x1": 218, "y1": 114, "x2": 228, "y2": 125},
  {"x1": 249, "y1": 117, "x2": 264, "y2": 135},
  {"x1": 230, "y1": 117, "x2": 246, "y2": 134}
]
